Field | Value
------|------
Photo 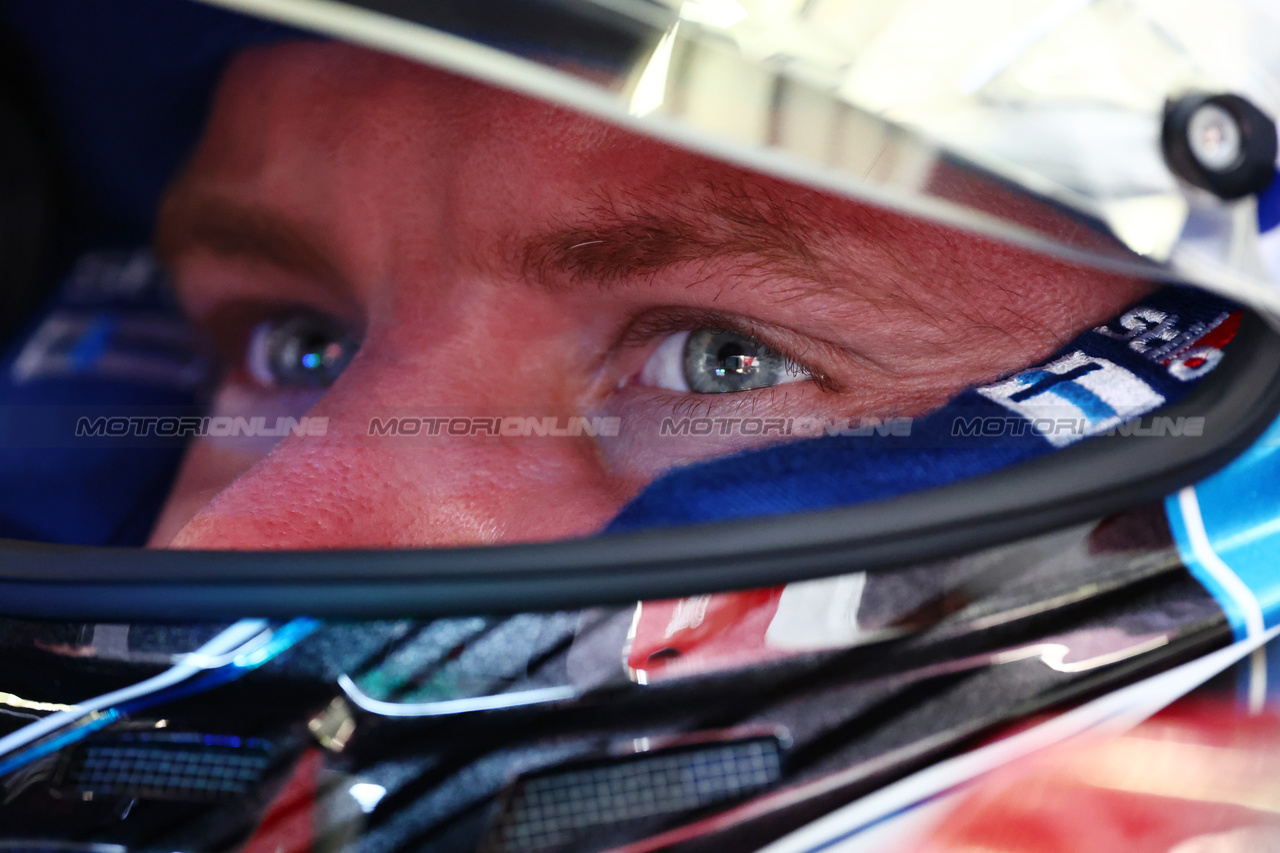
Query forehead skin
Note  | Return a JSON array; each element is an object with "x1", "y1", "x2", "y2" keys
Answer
[{"x1": 152, "y1": 40, "x2": 1151, "y2": 549}]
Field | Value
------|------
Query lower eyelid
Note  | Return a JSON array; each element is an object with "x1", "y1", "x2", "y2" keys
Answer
[{"x1": 618, "y1": 383, "x2": 820, "y2": 421}]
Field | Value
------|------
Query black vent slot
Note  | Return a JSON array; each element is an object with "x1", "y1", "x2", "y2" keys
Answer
[
  {"x1": 56, "y1": 732, "x2": 272, "y2": 802},
  {"x1": 481, "y1": 736, "x2": 783, "y2": 853}
]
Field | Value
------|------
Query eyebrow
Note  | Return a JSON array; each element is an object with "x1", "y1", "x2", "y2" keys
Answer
[
  {"x1": 158, "y1": 176, "x2": 852, "y2": 299},
  {"x1": 155, "y1": 188, "x2": 348, "y2": 290},
  {"x1": 518, "y1": 178, "x2": 848, "y2": 292}
]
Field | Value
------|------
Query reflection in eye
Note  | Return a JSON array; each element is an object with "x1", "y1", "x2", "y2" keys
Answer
[
  {"x1": 641, "y1": 328, "x2": 809, "y2": 394},
  {"x1": 246, "y1": 312, "x2": 359, "y2": 389}
]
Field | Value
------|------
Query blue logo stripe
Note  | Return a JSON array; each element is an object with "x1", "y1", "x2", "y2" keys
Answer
[
  {"x1": 68, "y1": 313, "x2": 116, "y2": 371},
  {"x1": 1012, "y1": 369, "x2": 1116, "y2": 421}
]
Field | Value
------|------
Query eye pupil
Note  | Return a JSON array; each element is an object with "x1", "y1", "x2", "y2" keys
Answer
[
  {"x1": 714, "y1": 341, "x2": 760, "y2": 377},
  {"x1": 297, "y1": 337, "x2": 345, "y2": 372}
]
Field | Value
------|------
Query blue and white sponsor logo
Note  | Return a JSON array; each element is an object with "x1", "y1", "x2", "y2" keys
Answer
[
  {"x1": 976, "y1": 350, "x2": 1165, "y2": 448},
  {"x1": 8, "y1": 251, "x2": 210, "y2": 390}
]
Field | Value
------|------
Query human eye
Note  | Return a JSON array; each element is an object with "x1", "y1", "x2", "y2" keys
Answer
[
  {"x1": 245, "y1": 310, "x2": 360, "y2": 389},
  {"x1": 637, "y1": 328, "x2": 811, "y2": 394}
]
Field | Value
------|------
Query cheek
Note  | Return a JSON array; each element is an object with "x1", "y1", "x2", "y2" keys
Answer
[
  {"x1": 161, "y1": 424, "x2": 641, "y2": 550},
  {"x1": 146, "y1": 439, "x2": 262, "y2": 548},
  {"x1": 146, "y1": 382, "x2": 327, "y2": 546}
]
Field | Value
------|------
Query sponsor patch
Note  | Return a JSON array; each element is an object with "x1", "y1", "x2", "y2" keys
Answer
[
  {"x1": 1094, "y1": 305, "x2": 1241, "y2": 381},
  {"x1": 977, "y1": 350, "x2": 1165, "y2": 448},
  {"x1": 8, "y1": 251, "x2": 210, "y2": 389}
]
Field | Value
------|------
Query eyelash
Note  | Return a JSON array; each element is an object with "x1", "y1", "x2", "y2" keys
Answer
[{"x1": 662, "y1": 385, "x2": 812, "y2": 421}]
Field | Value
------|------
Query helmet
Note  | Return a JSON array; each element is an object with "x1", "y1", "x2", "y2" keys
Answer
[{"x1": 1, "y1": 1, "x2": 1279, "y2": 850}]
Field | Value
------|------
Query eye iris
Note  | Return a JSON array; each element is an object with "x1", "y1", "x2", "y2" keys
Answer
[
  {"x1": 683, "y1": 329, "x2": 797, "y2": 393},
  {"x1": 266, "y1": 314, "x2": 358, "y2": 388}
]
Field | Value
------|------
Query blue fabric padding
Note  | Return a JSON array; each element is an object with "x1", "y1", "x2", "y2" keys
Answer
[
  {"x1": 0, "y1": 250, "x2": 211, "y2": 545},
  {"x1": 3, "y1": 0, "x2": 305, "y2": 243},
  {"x1": 608, "y1": 286, "x2": 1238, "y2": 532}
]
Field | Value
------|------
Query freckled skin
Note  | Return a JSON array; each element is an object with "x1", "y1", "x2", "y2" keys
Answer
[{"x1": 151, "y1": 40, "x2": 1153, "y2": 550}]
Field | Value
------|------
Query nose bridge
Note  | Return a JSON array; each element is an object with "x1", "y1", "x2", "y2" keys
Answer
[{"x1": 166, "y1": 352, "x2": 626, "y2": 550}]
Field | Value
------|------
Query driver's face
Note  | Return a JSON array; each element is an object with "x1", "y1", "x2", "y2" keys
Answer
[{"x1": 150, "y1": 39, "x2": 1151, "y2": 550}]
